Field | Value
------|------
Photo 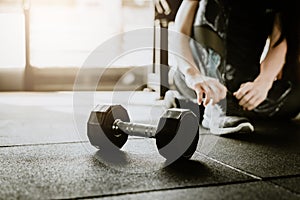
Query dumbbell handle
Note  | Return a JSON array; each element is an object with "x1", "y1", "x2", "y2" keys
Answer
[{"x1": 113, "y1": 119, "x2": 157, "y2": 138}]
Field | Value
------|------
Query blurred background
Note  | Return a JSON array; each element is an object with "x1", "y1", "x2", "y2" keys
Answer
[{"x1": 0, "y1": 0, "x2": 156, "y2": 91}]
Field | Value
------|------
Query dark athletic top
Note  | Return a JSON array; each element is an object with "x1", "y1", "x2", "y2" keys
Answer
[
  {"x1": 226, "y1": 1, "x2": 280, "y2": 91},
  {"x1": 193, "y1": 0, "x2": 281, "y2": 91}
]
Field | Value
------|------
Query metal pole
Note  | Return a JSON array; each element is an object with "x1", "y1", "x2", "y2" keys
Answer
[
  {"x1": 159, "y1": 19, "x2": 169, "y2": 98},
  {"x1": 152, "y1": 21, "x2": 156, "y2": 73},
  {"x1": 23, "y1": 0, "x2": 33, "y2": 90}
]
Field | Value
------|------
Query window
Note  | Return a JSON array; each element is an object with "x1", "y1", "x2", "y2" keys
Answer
[
  {"x1": 0, "y1": 1, "x2": 25, "y2": 68},
  {"x1": 30, "y1": 0, "x2": 154, "y2": 68},
  {"x1": 0, "y1": 0, "x2": 154, "y2": 90}
]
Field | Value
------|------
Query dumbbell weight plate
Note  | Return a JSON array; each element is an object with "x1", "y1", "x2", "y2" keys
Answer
[
  {"x1": 87, "y1": 105, "x2": 130, "y2": 151},
  {"x1": 155, "y1": 109, "x2": 199, "y2": 161}
]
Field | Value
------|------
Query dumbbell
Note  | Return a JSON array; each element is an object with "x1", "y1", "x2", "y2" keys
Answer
[{"x1": 87, "y1": 105, "x2": 199, "y2": 160}]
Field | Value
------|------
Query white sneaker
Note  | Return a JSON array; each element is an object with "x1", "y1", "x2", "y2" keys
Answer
[{"x1": 202, "y1": 102, "x2": 254, "y2": 135}]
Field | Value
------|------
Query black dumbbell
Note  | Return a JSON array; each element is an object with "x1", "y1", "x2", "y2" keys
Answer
[{"x1": 87, "y1": 105, "x2": 199, "y2": 160}]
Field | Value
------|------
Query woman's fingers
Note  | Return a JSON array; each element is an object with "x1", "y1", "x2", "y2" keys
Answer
[
  {"x1": 202, "y1": 84, "x2": 212, "y2": 106},
  {"x1": 244, "y1": 97, "x2": 260, "y2": 110},
  {"x1": 194, "y1": 86, "x2": 203, "y2": 104},
  {"x1": 188, "y1": 75, "x2": 227, "y2": 106},
  {"x1": 194, "y1": 83, "x2": 212, "y2": 106},
  {"x1": 195, "y1": 81, "x2": 226, "y2": 106},
  {"x1": 239, "y1": 90, "x2": 255, "y2": 106},
  {"x1": 235, "y1": 82, "x2": 268, "y2": 110},
  {"x1": 234, "y1": 82, "x2": 253, "y2": 100},
  {"x1": 245, "y1": 95, "x2": 266, "y2": 111}
]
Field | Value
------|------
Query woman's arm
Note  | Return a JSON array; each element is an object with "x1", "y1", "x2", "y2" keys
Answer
[
  {"x1": 174, "y1": 0, "x2": 199, "y2": 76},
  {"x1": 256, "y1": 14, "x2": 287, "y2": 83},
  {"x1": 234, "y1": 14, "x2": 287, "y2": 110},
  {"x1": 174, "y1": 0, "x2": 227, "y2": 105}
]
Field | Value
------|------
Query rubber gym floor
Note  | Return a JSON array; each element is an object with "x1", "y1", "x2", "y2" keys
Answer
[{"x1": 0, "y1": 92, "x2": 299, "y2": 200}]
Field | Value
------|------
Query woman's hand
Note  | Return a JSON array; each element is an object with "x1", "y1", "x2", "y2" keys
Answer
[
  {"x1": 233, "y1": 79, "x2": 273, "y2": 111},
  {"x1": 185, "y1": 73, "x2": 227, "y2": 106},
  {"x1": 234, "y1": 13, "x2": 286, "y2": 112}
]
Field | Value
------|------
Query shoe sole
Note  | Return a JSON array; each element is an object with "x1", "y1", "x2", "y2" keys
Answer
[{"x1": 209, "y1": 122, "x2": 254, "y2": 135}]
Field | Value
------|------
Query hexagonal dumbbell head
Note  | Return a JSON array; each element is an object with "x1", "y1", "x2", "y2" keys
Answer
[
  {"x1": 155, "y1": 108, "x2": 199, "y2": 161},
  {"x1": 87, "y1": 105, "x2": 130, "y2": 151}
]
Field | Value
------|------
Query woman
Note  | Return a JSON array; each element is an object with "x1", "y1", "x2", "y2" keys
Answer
[{"x1": 168, "y1": 0, "x2": 300, "y2": 134}]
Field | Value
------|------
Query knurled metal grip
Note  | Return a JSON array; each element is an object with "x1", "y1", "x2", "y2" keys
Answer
[{"x1": 113, "y1": 119, "x2": 157, "y2": 138}]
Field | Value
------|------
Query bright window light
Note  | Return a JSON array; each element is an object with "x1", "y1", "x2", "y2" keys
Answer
[{"x1": 0, "y1": 0, "x2": 154, "y2": 68}]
